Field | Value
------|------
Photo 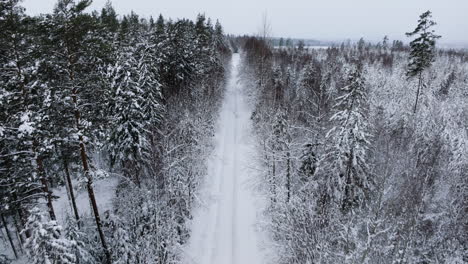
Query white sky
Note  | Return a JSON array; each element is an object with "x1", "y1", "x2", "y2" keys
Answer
[{"x1": 22, "y1": 0, "x2": 468, "y2": 44}]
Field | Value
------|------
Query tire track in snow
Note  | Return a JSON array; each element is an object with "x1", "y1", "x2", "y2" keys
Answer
[
  {"x1": 231, "y1": 77, "x2": 239, "y2": 264},
  {"x1": 184, "y1": 53, "x2": 265, "y2": 264}
]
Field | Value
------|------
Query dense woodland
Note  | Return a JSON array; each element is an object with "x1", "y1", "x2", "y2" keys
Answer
[
  {"x1": 0, "y1": 0, "x2": 230, "y2": 263},
  {"x1": 239, "y1": 12, "x2": 467, "y2": 264},
  {"x1": 1, "y1": 1, "x2": 467, "y2": 264}
]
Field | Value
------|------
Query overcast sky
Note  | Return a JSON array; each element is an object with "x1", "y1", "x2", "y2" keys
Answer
[{"x1": 22, "y1": 0, "x2": 468, "y2": 44}]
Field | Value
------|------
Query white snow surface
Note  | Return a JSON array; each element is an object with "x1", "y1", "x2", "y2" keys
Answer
[
  {"x1": 52, "y1": 177, "x2": 119, "y2": 226},
  {"x1": 5, "y1": 177, "x2": 118, "y2": 264},
  {"x1": 183, "y1": 54, "x2": 268, "y2": 264}
]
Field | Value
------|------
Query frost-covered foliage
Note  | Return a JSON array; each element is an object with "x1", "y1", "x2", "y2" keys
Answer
[
  {"x1": 0, "y1": 0, "x2": 230, "y2": 262},
  {"x1": 62, "y1": 218, "x2": 98, "y2": 264},
  {"x1": 240, "y1": 35, "x2": 468, "y2": 263},
  {"x1": 102, "y1": 11, "x2": 229, "y2": 263},
  {"x1": 107, "y1": 37, "x2": 163, "y2": 185},
  {"x1": 23, "y1": 208, "x2": 77, "y2": 264},
  {"x1": 326, "y1": 64, "x2": 372, "y2": 212}
]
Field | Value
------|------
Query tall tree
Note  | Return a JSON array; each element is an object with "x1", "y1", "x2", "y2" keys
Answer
[
  {"x1": 406, "y1": 10, "x2": 441, "y2": 113},
  {"x1": 271, "y1": 109, "x2": 292, "y2": 202},
  {"x1": 48, "y1": 0, "x2": 111, "y2": 261},
  {"x1": 107, "y1": 38, "x2": 163, "y2": 186},
  {"x1": 0, "y1": 0, "x2": 57, "y2": 222},
  {"x1": 326, "y1": 64, "x2": 372, "y2": 213}
]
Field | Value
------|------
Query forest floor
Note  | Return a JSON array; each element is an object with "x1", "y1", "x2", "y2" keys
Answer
[
  {"x1": 183, "y1": 53, "x2": 268, "y2": 264},
  {"x1": 3, "y1": 177, "x2": 118, "y2": 264}
]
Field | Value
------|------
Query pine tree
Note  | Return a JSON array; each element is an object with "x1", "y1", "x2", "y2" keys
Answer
[
  {"x1": 271, "y1": 109, "x2": 292, "y2": 202},
  {"x1": 104, "y1": 213, "x2": 137, "y2": 264},
  {"x1": 406, "y1": 11, "x2": 441, "y2": 113},
  {"x1": 107, "y1": 46, "x2": 146, "y2": 184},
  {"x1": 161, "y1": 19, "x2": 197, "y2": 95},
  {"x1": 279, "y1": 37, "x2": 284, "y2": 47},
  {"x1": 296, "y1": 62, "x2": 322, "y2": 118},
  {"x1": 0, "y1": 0, "x2": 57, "y2": 222},
  {"x1": 326, "y1": 64, "x2": 371, "y2": 213},
  {"x1": 382, "y1": 35, "x2": 389, "y2": 52},
  {"x1": 100, "y1": 1, "x2": 119, "y2": 33},
  {"x1": 63, "y1": 218, "x2": 96, "y2": 264},
  {"x1": 154, "y1": 14, "x2": 165, "y2": 37},
  {"x1": 107, "y1": 20, "x2": 163, "y2": 186},
  {"x1": 272, "y1": 65, "x2": 284, "y2": 103},
  {"x1": 107, "y1": 44, "x2": 162, "y2": 186},
  {"x1": 214, "y1": 20, "x2": 223, "y2": 44},
  {"x1": 299, "y1": 143, "x2": 317, "y2": 183},
  {"x1": 48, "y1": 0, "x2": 111, "y2": 260}
]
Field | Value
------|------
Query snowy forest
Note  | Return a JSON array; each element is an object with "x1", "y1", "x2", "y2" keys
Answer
[
  {"x1": 239, "y1": 13, "x2": 467, "y2": 264},
  {"x1": 0, "y1": 0, "x2": 230, "y2": 263},
  {"x1": 0, "y1": 0, "x2": 467, "y2": 264}
]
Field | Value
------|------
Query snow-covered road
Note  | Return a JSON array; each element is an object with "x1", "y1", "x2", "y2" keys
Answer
[{"x1": 183, "y1": 53, "x2": 265, "y2": 264}]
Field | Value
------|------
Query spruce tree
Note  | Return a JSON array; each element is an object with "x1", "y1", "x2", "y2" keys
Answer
[
  {"x1": 271, "y1": 109, "x2": 292, "y2": 202},
  {"x1": 326, "y1": 64, "x2": 371, "y2": 213},
  {"x1": 107, "y1": 16, "x2": 163, "y2": 186},
  {"x1": 107, "y1": 45, "x2": 162, "y2": 186}
]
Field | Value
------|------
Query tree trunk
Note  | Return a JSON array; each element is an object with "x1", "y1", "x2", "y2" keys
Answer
[
  {"x1": 133, "y1": 153, "x2": 141, "y2": 188},
  {"x1": 68, "y1": 43, "x2": 111, "y2": 260},
  {"x1": 80, "y1": 137, "x2": 111, "y2": 263},
  {"x1": 272, "y1": 157, "x2": 277, "y2": 203},
  {"x1": 63, "y1": 157, "x2": 80, "y2": 226},
  {"x1": 12, "y1": 214, "x2": 24, "y2": 253},
  {"x1": 1, "y1": 214, "x2": 18, "y2": 259},
  {"x1": 12, "y1": 194, "x2": 28, "y2": 239},
  {"x1": 72, "y1": 86, "x2": 111, "y2": 263},
  {"x1": 36, "y1": 155, "x2": 56, "y2": 221},
  {"x1": 286, "y1": 151, "x2": 291, "y2": 202},
  {"x1": 413, "y1": 71, "x2": 423, "y2": 113}
]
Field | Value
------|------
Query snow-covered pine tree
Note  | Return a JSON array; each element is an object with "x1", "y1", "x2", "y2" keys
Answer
[
  {"x1": 107, "y1": 20, "x2": 163, "y2": 185},
  {"x1": 406, "y1": 10, "x2": 441, "y2": 113},
  {"x1": 107, "y1": 42, "x2": 162, "y2": 186},
  {"x1": 195, "y1": 14, "x2": 212, "y2": 51},
  {"x1": 271, "y1": 109, "x2": 292, "y2": 202},
  {"x1": 153, "y1": 14, "x2": 166, "y2": 42},
  {"x1": 214, "y1": 20, "x2": 227, "y2": 52},
  {"x1": 162, "y1": 19, "x2": 197, "y2": 95},
  {"x1": 296, "y1": 63, "x2": 316, "y2": 103},
  {"x1": 272, "y1": 65, "x2": 284, "y2": 103},
  {"x1": 326, "y1": 63, "x2": 372, "y2": 213},
  {"x1": 149, "y1": 15, "x2": 172, "y2": 97},
  {"x1": 193, "y1": 14, "x2": 219, "y2": 87},
  {"x1": 49, "y1": 0, "x2": 111, "y2": 260},
  {"x1": 63, "y1": 218, "x2": 97, "y2": 264},
  {"x1": 103, "y1": 213, "x2": 137, "y2": 264},
  {"x1": 295, "y1": 62, "x2": 321, "y2": 120},
  {"x1": 99, "y1": 1, "x2": 119, "y2": 34},
  {"x1": 0, "y1": 0, "x2": 57, "y2": 222},
  {"x1": 107, "y1": 46, "x2": 146, "y2": 186},
  {"x1": 139, "y1": 38, "x2": 164, "y2": 136},
  {"x1": 23, "y1": 208, "x2": 77, "y2": 264},
  {"x1": 299, "y1": 143, "x2": 317, "y2": 183}
]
